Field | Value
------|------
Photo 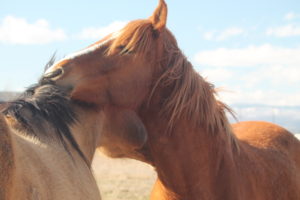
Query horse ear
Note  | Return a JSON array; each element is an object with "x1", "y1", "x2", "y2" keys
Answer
[{"x1": 150, "y1": 0, "x2": 168, "y2": 32}]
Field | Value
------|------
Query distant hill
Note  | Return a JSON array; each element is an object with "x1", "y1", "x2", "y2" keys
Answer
[{"x1": 0, "y1": 91, "x2": 20, "y2": 102}]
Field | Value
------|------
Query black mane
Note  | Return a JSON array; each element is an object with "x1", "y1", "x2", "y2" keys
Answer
[{"x1": 2, "y1": 77, "x2": 87, "y2": 164}]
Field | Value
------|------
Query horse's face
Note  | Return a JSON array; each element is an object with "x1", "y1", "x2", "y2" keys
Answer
[
  {"x1": 45, "y1": 33, "x2": 151, "y2": 108},
  {"x1": 45, "y1": 0, "x2": 168, "y2": 160}
]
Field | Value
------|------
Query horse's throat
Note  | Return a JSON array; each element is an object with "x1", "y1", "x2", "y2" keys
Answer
[{"x1": 146, "y1": 122, "x2": 237, "y2": 199}]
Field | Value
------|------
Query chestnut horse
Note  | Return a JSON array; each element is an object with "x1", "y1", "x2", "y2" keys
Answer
[{"x1": 44, "y1": 0, "x2": 300, "y2": 199}]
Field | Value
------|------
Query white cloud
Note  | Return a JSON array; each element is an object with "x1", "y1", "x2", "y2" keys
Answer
[
  {"x1": 76, "y1": 21, "x2": 127, "y2": 40},
  {"x1": 201, "y1": 68, "x2": 233, "y2": 82},
  {"x1": 200, "y1": 64, "x2": 300, "y2": 94},
  {"x1": 0, "y1": 16, "x2": 67, "y2": 45},
  {"x1": 202, "y1": 27, "x2": 245, "y2": 41},
  {"x1": 266, "y1": 24, "x2": 300, "y2": 37},
  {"x1": 194, "y1": 44, "x2": 300, "y2": 107},
  {"x1": 216, "y1": 28, "x2": 245, "y2": 41},
  {"x1": 219, "y1": 90, "x2": 300, "y2": 107},
  {"x1": 194, "y1": 44, "x2": 300, "y2": 67},
  {"x1": 284, "y1": 12, "x2": 297, "y2": 20},
  {"x1": 243, "y1": 65, "x2": 300, "y2": 87}
]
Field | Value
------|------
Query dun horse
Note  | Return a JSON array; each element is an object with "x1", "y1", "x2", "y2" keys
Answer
[
  {"x1": 0, "y1": 80, "x2": 102, "y2": 199},
  {"x1": 0, "y1": 71, "x2": 147, "y2": 199},
  {"x1": 44, "y1": 0, "x2": 300, "y2": 199}
]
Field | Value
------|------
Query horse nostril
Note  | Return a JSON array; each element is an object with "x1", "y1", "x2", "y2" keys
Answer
[{"x1": 44, "y1": 68, "x2": 64, "y2": 80}]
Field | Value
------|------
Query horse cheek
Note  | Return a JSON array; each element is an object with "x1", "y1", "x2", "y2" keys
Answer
[
  {"x1": 118, "y1": 109, "x2": 148, "y2": 149},
  {"x1": 102, "y1": 108, "x2": 148, "y2": 151}
]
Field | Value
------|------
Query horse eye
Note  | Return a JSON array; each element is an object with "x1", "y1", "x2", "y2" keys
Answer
[{"x1": 44, "y1": 68, "x2": 63, "y2": 79}]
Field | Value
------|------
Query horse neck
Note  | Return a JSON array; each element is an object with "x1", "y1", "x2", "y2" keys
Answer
[
  {"x1": 0, "y1": 113, "x2": 100, "y2": 200},
  {"x1": 70, "y1": 108, "x2": 102, "y2": 164},
  {"x1": 3, "y1": 105, "x2": 99, "y2": 167},
  {"x1": 144, "y1": 113, "x2": 239, "y2": 199},
  {"x1": 141, "y1": 79, "x2": 240, "y2": 199}
]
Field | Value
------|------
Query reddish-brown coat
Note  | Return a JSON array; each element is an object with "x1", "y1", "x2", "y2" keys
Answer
[{"x1": 47, "y1": 1, "x2": 300, "y2": 199}]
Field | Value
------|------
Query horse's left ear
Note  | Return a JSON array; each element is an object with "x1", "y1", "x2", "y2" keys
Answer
[{"x1": 150, "y1": 0, "x2": 168, "y2": 32}]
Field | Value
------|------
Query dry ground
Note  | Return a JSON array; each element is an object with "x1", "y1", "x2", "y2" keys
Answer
[{"x1": 92, "y1": 151, "x2": 157, "y2": 200}]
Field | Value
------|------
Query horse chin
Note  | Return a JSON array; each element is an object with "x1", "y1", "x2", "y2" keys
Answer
[
  {"x1": 99, "y1": 148, "x2": 126, "y2": 158},
  {"x1": 98, "y1": 146, "x2": 152, "y2": 163}
]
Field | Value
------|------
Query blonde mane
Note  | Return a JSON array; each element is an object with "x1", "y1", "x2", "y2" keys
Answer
[
  {"x1": 156, "y1": 35, "x2": 238, "y2": 149},
  {"x1": 107, "y1": 20, "x2": 155, "y2": 56},
  {"x1": 107, "y1": 19, "x2": 238, "y2": 149}
]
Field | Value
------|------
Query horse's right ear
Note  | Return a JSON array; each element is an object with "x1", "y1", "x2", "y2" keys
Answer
[{"x1": 150, "y1": 0, "x2": 168, "y2": 32}]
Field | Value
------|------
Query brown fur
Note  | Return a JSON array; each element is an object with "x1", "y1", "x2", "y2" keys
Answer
[
  {"x1": 0, "y1": 115, "x2": 15, "y2": 200},
  {"x1": 46, "y1": 0, "x2": 300, "y2": 199}
]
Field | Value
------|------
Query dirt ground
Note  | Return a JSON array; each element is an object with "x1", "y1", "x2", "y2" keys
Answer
[{"x1": 92, "y1": 151, "x2": 157, "y2": 200}]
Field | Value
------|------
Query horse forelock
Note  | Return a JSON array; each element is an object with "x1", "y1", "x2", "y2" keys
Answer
[
  {"x1": 2, "y1": 80, "x2": 88, "y2": 164},
  {"x1": 107, "y1": 20, "x2": 156, "y2": 56}
]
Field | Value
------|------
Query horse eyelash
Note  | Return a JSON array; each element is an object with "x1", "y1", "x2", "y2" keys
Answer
[{"x1": 118, "y1": 45, "x2": 133, "y2": 55}]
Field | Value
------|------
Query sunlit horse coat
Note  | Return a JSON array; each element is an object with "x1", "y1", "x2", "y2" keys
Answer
[
  {"x1": 0, "y1": 80, "x2": 105, "y2": 200},
  {"x1": 44, "y1": 0, "x2": 300, "y2": 199}
]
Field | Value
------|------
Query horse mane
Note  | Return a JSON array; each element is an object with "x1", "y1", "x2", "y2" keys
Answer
[
  {"x1": 157, "y1": 31, "x2": 238, "y2": 149},
  {"x1": 2, "y1": 76, "x2": 88, "y2": 164},
  {"x1": 108, "y1": 19, "x2": 238, "y2": 149},
  {"x1": 107, "y1": 20, "x2": 155, "y2": 56},
  {"x1": 160, "y1": 56, "x2": 238, "y2": 146}
]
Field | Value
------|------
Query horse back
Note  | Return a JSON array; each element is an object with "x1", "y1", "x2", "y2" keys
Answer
[
  {"x1": 232, "y1": 121, "x2": 300, "y2": 200},
  {"x1": 233, "y1": 121, "x2": 300, "y2": 156}
]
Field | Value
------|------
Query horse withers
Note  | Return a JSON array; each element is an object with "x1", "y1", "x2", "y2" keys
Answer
[{"x1": 43, "y1": 0, "x2": 300, "y2": 199}]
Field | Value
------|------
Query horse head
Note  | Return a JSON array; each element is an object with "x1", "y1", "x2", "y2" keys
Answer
[{"x1": 44, "y1": 0, "x2": 171, "y2": 161}]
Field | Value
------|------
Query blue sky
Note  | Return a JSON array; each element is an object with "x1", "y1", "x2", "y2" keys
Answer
[{"x1": 1, "y1": 0, "x2": 300, "y2": 131}]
